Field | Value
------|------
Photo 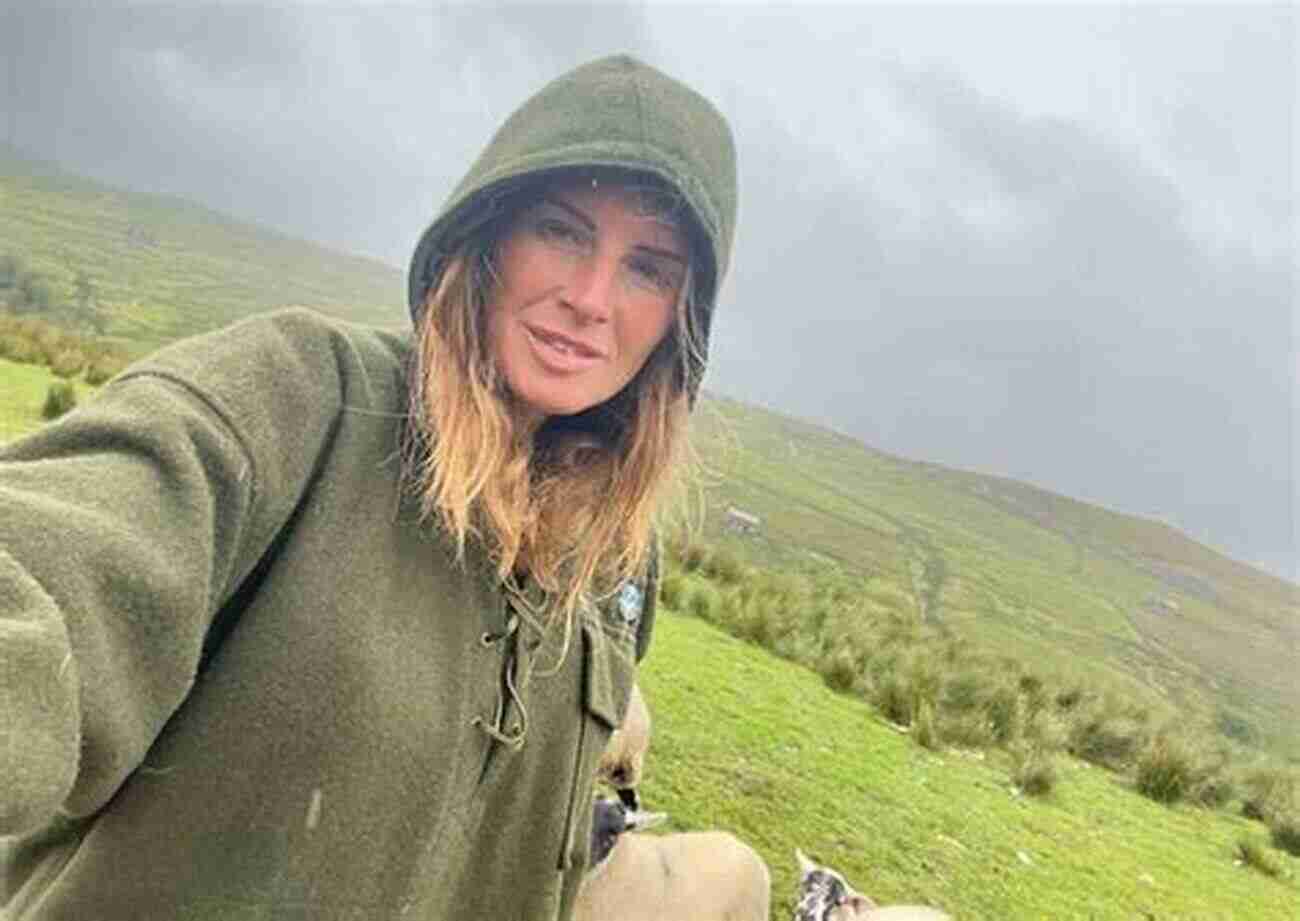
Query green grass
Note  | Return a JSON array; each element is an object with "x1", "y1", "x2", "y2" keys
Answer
[
  {"x1": 0, "y1": 357, "x2": 97, "y2": 442},
  {"x1": 638, "y1": 607, "x2": 1299, "y2": 919}
]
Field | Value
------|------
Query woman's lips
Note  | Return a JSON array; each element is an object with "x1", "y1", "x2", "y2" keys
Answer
[{"x1": 526, "y1": 325, "x2": 606, "y2": 371}]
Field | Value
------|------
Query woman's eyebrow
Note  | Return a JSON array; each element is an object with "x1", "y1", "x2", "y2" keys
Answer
[
  {"x1": 542, "y1": 193, "x2": 686, "y2": 262},
  {"x1": 634, "y1": 242, "x2": 686, "y2": 264},
  {"x1": 538, "y1": 196, "x2": 596, "y2": 231}
]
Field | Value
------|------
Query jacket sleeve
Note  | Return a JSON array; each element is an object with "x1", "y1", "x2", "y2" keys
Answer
[{"x1": 0, "y1": 309, "x2": 348, "y2": 836}]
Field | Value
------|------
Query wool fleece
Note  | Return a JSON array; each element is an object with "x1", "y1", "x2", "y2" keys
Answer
[{"x1": 0, "y1": 54, "x2": 736, "y2": 921}]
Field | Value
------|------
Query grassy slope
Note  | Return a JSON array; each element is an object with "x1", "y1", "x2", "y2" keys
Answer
[
  {"x1": 1, "y1": 149, "x2": 405, "y2": 349},
  {"x1": 688, "y1": 394, "x2": 1300, "y2": 757},
  {"x1": 0, "y1": 358, "x2": 96, "y2": 442},
  {"x1": 641, "y1": 608, "x2": 1299, "y2": 920}
]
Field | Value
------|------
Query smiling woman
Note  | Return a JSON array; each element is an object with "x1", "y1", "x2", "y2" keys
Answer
[
  {"x1": 489, "y1": 176, "x2": 688, "y2": 422},
  {"x1": 0, "y1": 54, "x2": 737, "y2": 921}
]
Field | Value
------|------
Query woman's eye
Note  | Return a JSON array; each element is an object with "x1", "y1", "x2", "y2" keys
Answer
[
  {"x1": 533, "y1": 217, "x2": 586, "y2": 248},
  {"x1": 627, "y1": 255, "x2": 680, "y2": 295}
]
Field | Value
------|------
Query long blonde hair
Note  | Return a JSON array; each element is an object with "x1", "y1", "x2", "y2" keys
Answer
[{"x1": 404, "y1": 179, "x2": 702, "y2": 635}]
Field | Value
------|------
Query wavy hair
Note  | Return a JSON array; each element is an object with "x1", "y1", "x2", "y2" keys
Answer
[{"x1": 404, "y1": 173, "x2": 703, "y2": 643}]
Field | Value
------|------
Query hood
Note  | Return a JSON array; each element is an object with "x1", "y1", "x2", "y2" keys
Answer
[{"x1": 406, "y1": 53, "x2": 738, "y2": 399}]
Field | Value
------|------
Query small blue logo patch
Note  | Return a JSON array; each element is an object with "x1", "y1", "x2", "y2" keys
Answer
[{"x1": 616, "y1": 582, "x2": 644, "y2": 628}]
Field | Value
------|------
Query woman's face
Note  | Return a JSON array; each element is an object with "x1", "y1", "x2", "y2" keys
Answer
[{"x1": 486, "y1": 177, "x2": 687, "y2": 423}]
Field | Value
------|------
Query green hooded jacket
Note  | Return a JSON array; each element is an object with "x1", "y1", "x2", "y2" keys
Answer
[{"x1": 0, "y1": 54, "x2": 736, "y2": 921}]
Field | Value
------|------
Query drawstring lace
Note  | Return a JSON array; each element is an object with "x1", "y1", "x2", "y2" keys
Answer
[{"x1": 472, "y1": 611, "x2": 529, "y2": 750}]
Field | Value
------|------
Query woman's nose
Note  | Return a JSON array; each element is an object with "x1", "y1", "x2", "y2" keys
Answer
[{"x1": 561, "y1": 251, "x2": 619, "y2": 324}]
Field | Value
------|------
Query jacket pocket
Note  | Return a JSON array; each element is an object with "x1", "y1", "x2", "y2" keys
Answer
[{"x1": 556, "y1": 619, "x2": 634, "y2": 871}]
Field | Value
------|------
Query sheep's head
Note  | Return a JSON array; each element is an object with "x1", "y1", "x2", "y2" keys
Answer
[
  {"x1": 792, "y1": 849, "x2": 875, "y2": 920},
  {"x1": 587, "y1": 798, "x2": 668, "y2": 877}
]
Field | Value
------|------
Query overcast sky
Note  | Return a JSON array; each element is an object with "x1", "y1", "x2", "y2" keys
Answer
[{"x1": 3, "y1": 1, "x2": 1296, "y2": 582}]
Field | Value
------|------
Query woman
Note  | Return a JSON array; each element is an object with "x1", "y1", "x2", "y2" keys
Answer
[{"x1": 0, "y1": 54, "x2": 737, "y2": 920}]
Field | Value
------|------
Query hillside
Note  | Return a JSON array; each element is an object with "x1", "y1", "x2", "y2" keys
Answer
[
  {"x1": 2, "y1": 149, "x2": 1295, "y2": 761},
  {"x1": 689, "y1": 395, "x2": 1300, "y2": 758},
  {"x1": 0, "y1": 147, "x2": 404, "y2": 350},
  {"x1": 639, "y1": 608, "x2": 1299, "y2": 919}
]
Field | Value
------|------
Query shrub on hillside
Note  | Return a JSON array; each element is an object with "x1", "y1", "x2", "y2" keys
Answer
[
  {"x1": 1236, "y1": 837, "x2": 1283, "y2": 877},
  {"x1": 42, "y1": 381, "x2": 78, "y2": 420},
  {"x1": 84, "y1": 354, "x2": 128, "y2": 386},
  {"x1": 686, "y1": 583, "x2": 719, "y2": 622},
  {"x1": 0, "y1": 333, "x2": 41, "y2": 364},
  {"x1": 818, "y1": 649, "x2": 859, "y2": 695},
  {"x1": 1067, "y1": 707, "x2": 1147, "y2": 771},
  {"x1": 680, "y1": 541, "x2": 710, "y2": 573},
  {"x1": 1240, "y1": 766, "x2": 1297, "y2": 823},
  {"x1": 702, "y1": 546, "x2": 745, "y2": 584},
  {"x1": 1009, "y1": 740, "x2": 1059, "y2": 797},
  {"x1": 912, "y1": 700, "x2": 940, "y2": 751},
  {"x1": 1135, "y1": 734, "x2": 1197, "y2": 805},
  {"x1": 984, "y1": 682, "x2": 1022, "y2": 745},
  {"x1": 50, "y1": 348, "x2": 87, "y2": 378},
  {"x1": 936, "y1": 711, "x2": 997, "y2": 749},
  {"x1": 1268, "y1": 811, "x2": 1300, "y2": 856},
  {"x1": 659, "y1": 571, "x2": 685, "y2": 611}
]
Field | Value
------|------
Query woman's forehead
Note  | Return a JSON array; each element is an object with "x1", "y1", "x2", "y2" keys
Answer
[{"x1": 540, "y1": 175, "x2": 687, "y2": 237}]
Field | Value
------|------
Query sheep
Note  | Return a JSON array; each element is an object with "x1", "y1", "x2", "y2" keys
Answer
[
  {"x1": 575, "y1": 798, "x2": 771, "y2": 921},
  {"x1": 792, "y1": 850, "x2": 951, "y2": 921},
  {"x1": 596, "y1": 681, "x2": 651, "y2": 810}
]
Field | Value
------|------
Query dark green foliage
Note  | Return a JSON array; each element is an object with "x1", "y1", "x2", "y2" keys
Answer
[
  {"x1": 687, "y1": 584, "x2": 718, "y2": 622},
  {"x1": 1010, "y1": 741, "x2": 1059, "y2": 797},
  {"x1": 702, "y1": 546, "x2": 745, "y2": 584},
  {"x1": 984, "y1": 682, "x2": 1022, "y2": 745},
  {"x1": 818, "y1": 649, "x2": 858, "y2": 694},
  {"x1": 1067, "y1": 708, "x2": 1147, "y2": 771},
  {"x1": 1240, "y1": 766, "x2": 1297, "y2": 823},
  {"x1": 659, "y1": 572, "x2": 685, "y2": 611},
  {"x1": 1135, "y1": 734, "x2": 1197, "y2": 804},
  {"x1": 41, "y1": 381, "x2": 77, "y2": 419},
  {"x1": 1268, "y1": 811, "x2": 1300, "y2": 856},
  {"x1": 912, "y1": 700, "x2": 940, "y2": 750}
]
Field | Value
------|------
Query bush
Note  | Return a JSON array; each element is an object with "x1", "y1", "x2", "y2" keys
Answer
[
  {"x1": 913, "y1": 700, "x2": 941, "y2": 751},
  {"x1": 1067, "y1": 710, "x2": 1146, "y2": 771},
  {"x1": 1241, "y1": 767, "x2": 1297, "y2": 823},
  {"x1": 50, "y1": 348, "x2": 87, "y2": 378},
  {"x1": 703, "y1": 547, "x2": 745, "y2": 584},
  {"x1": 1236, "y1": 837, "x2": 1283, "y2": 877},
  {"x1": 680, "y1": 541, "x2": 709, "y2": 573},
  {"x1": 1135, "y1": 735, "x2": 1197, "y2": 805},
  {"x1": 0, "y1": 333, "x2": 40, "y2": 364},
  {"x1": 1010, "y1": 742, "x2": 1059, "y2": 797},
  {"x1": 818, "y1": 649, "x2": 858, "y2": 694},
  {"x1": 84, "y1": 353, "x2": 127, "y2": 386},
  {"x1": 659, "y1": 572, "x2": 685, "y2": 611},
  {"x1": 936, "y1": 711, "x2": 997, "y2": 749},
  {"x1": 984, "y1": 682, "x2": 1022, "y2": 745},
  {"x1": 42, "y1": 381, "x2": 78, "y2": 420},
  {"x1": 686, "y1": 584, "x2": 719, "y2": 622},
  {"x1": 1269, "y1": 811, "x2": 1300, "y2": 856},
  {"x1": 1191, "y1": 770, "x2": 1236, "y2": 809}
]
